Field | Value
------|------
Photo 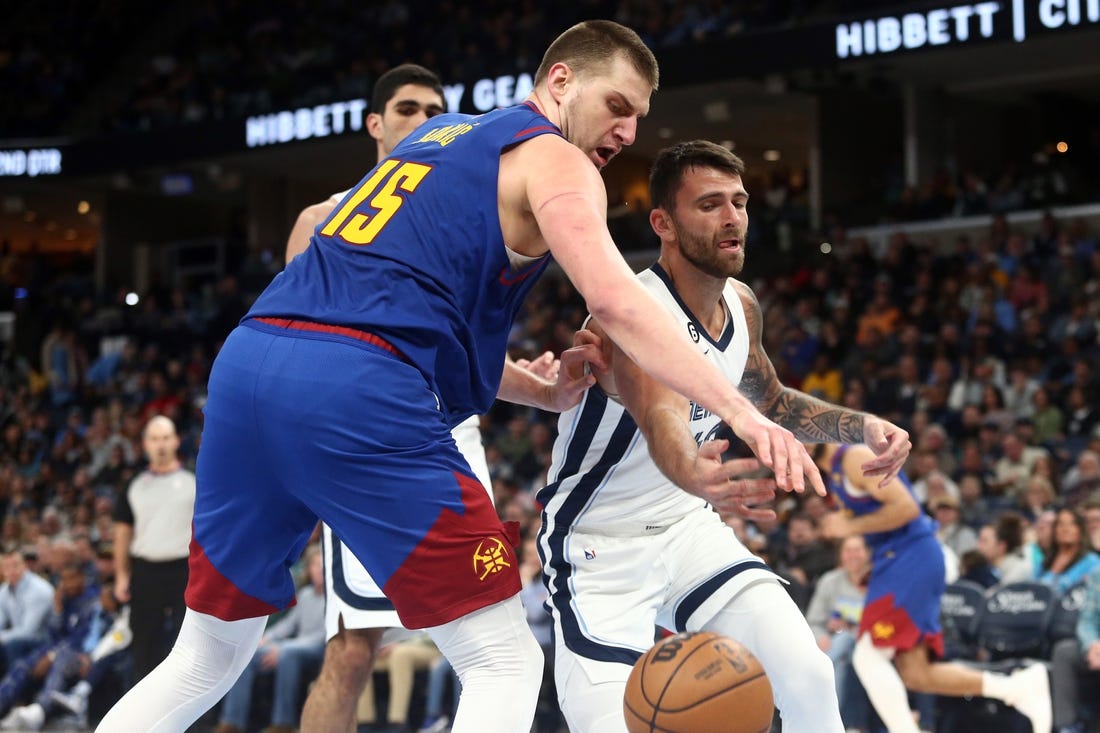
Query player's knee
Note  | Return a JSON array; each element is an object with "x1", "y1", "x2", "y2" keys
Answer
[
  {"x1": 778, "y1": 643, "x2": 835, "y2": 703},
  {"x1": 321, "y1": 631, "x2": 377, "y2": 688}
]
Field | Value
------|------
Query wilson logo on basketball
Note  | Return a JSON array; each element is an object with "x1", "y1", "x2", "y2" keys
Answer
[{"x1": 472, "y1": 537, "x2": 511, "y2": 581}]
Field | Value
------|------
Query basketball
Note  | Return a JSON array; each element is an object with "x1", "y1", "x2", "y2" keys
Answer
[{"x1": 623, "y1": 631, "x2": 773, "y2": 733}]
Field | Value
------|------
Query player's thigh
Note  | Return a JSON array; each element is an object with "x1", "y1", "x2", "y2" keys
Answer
[
  {"x1": 189, "y1": 326, "x2": 318, "y2": 617},
  {"x1": 554, "y1": 644, "x2": 631, "y2": 733},
  {"x1": 545, "y1": 531, "x2": 663, "y2": 689},
  {"x1": 661, "y1": 509, "x2": 781, "y2": 632},
  {"x1": 259, "y1": 341, "x2": 516, "y2": 629}
]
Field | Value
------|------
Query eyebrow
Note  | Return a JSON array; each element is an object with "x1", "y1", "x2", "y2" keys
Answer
[
  {"x1": 692, "y1": 189, "x2": 749, "y2": 206},
  {"x1": 610, "y1": 91, "x2": 646, "y2": 119}
]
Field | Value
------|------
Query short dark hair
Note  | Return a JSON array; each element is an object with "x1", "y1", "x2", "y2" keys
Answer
[
  {"x1": 535, "y1": 20, "x2": 658, "y2": 90},
  {"x1": 993, "y1": 511, "x2": 1025, "y2": 553},
  {"x1": 371, "y1": 64, "x2": 444, "y2": 114},
  {"x1": 649, "y1": 140, "x2": 746, "y2": 212}
]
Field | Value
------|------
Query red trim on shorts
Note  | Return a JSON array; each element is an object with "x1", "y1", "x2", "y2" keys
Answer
[
  {"x1": 252, "y1": 317, "x2": 409, "y2": 362},
  {"x1": 185, "y1": 535, "x2": 288, "y2": 620},
  {"x1": 859, "y1": 593, "x2": 945, "y2": 658},
  {"x1": 382, "y1": 471, "x2": 521, "y2": 628}
]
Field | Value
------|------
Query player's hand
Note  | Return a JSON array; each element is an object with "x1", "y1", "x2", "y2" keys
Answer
[
  {"x1": 690, "y1": 444, "x2": 777, "y2": 521},
  {"x1": 819, "y1": 511, "x2": 852, "y2": 540},
  {"x1": 540, "y1": 329, "x2": 609, "y2": 412},
  {"x1": 260, "y1": 644, "x2": 280, "y2": 670},
  {"x1": 860, "y1": 417, "x2": 911, "y2": 487},
  {"x1": 728, "y1": 410, "x2": 826, "y2": 496},
  {"x1": 514, "y1": 350, "x2": 559, "y2": 381}
]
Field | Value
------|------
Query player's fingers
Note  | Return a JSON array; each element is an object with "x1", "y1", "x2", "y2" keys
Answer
[
  {"x1": 769, "y1": 431, "x2": 793, "y2": 492},
  {"x1": 698, "y1": 439, "x2": 729, "y2": 462},
  {"x1": 800, "y1": 447, "x2": 827, "y2": 496},
  {"x1": 562, "y1": 342, "x2": 607, "y2": 375},
  {"x1": 514, "y1": 358, "x2": 531, "y2": 369}
]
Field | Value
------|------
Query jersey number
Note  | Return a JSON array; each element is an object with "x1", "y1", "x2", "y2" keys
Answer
[{"x1": 320, "y1": 159, "x2": 432, "y2": 245}]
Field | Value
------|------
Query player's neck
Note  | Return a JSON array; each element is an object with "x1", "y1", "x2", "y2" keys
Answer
[
  {"x1": 658, "y1": 255, "x2": 727, "y2": 339},
  {"x1": 525, "y1": 93, "x2": 559, "y2": 127}
]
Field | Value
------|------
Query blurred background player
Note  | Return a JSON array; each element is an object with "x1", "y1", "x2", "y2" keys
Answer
[{"x1": 815, "y1": 442, "x2": 1051, "y2": 733}]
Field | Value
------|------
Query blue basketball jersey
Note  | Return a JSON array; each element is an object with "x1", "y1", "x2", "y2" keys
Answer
[
  {"x1": 827, "y1": 445, "x2": 937, "y2": 558},
  {"x1": 248, "y1": 102, "x2": 560, "y2": 424}
]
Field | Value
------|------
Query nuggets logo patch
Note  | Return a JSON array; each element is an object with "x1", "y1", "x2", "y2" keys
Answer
[
  {"x1": 473, "y1": 537, "x2": 511, "y2": 581},
  {"x1": 872, "y1": 621, "x2": 895, "y2": 640}
]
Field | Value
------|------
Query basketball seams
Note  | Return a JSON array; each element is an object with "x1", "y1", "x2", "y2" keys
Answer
[{"x1": 625, "y1": 631, "x2": 773, "y2": 733}]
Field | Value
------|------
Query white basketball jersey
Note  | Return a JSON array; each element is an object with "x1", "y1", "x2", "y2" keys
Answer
[{"x1": 541, "y1": 264, "x2": 750, "y2": 533}]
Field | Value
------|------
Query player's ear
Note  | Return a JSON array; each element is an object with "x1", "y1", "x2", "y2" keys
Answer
[
  {"x1": 649, "y1": 208, "x2": 674, "y2": 241},
  {"x1": 366, "y1": 112, "x2": 384, "y2": 141},
  {"x1": 545, "y1": 62, "x2": 572, "y2": 103}
]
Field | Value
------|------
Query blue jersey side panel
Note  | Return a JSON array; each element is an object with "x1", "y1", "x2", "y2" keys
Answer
[{"x1": 248, "y1": 103, "x2": 560, "y2": 423}]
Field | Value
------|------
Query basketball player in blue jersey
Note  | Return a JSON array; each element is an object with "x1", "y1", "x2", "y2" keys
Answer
[
  {"x1": 97, "y1": 22, "x2": 829, "y2": 733},
  {"x1": 541, "y1": 140, "x2": 912, "y2": 732},
  {"x1": 815, "y1": 443, "x2": 1051, "y2": 733},
  {"x1": 280, "y1": 63, "x2": 589, "y2": 733}
]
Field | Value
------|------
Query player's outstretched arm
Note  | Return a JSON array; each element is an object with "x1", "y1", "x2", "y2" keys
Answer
[
  {"x1": 818, "y1": 445, "x2": 920, "y2": 539},
  {"x1": 285, "y1": 200, "x2": 337, "y2": 264},
  {"x1": 595, "y1": 318, "x2": 778, "y2": 518},
  {"x1": 730, "y1": 280, "x2": 911, "y2": 486},
  {"x1": 496, "y1": 328, "x2": 608, "y2": 412},
  {"x1": 517, "y1": 135, "x2": 822, "y2": 495}
]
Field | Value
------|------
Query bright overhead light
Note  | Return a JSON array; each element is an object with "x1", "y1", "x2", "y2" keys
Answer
[
  {"x1": 77, "y1": 201, "x2": 90, "y2": 214},
  {"x1": 763, "y1": 149, "x2": 781, "y2": 162},
  {"x1": 1056, "y1": 141, "x2": 1069, "y2": 153},
  {"x1": 820, "y1": 242, "x2": 833, "y2": 254},
  {"x1": 125, "y1": 292, "x2": 140, "y2": 306}
]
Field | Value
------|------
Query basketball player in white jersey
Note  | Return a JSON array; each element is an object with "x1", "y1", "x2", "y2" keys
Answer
[
  {"x1": 284, "y1": 64, "x2": 600, "y2": 732},
  {"x1": 540, "y1": 140, "x2": 911, "y2": 732}
]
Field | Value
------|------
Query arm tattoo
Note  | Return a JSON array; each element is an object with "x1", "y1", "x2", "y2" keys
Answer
[
  {"x1": 767, "y1": 390, "x2": 866, "y2": 443},
  {"x1": 734, "y1": 282, "x2": 865, "y2": 443}
]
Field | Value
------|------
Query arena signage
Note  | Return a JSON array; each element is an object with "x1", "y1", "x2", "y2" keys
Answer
[
  {"x1": 243, "y1": 73, "x2": 534, "y2": 149},
  {"x1": 836, "y1": 0, "x2": 1100, "y2": 58},
  {"x1": 0, "y1": 148, "x2": 62, "y2": 177}
]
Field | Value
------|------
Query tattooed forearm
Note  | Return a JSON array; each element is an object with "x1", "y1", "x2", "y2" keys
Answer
[{"x1": 765, "y1": 389, "x2": 866, "y2": 443}]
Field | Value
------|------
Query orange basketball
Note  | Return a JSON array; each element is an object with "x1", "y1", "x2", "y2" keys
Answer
[{"x1": 624, "y1": 631, "x2": 773, "y2": 733}]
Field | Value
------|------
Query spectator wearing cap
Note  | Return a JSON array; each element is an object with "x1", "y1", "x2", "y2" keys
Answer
[
  {"x1": 933, "y1": 493, "x2": 978, "y2": 560},
  {"x1": 0, "y1": 551, "x2": 53, "y2": 675}
]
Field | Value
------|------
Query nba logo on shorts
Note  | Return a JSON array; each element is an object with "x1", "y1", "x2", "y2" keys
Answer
[{"x1": 584, "y1": 547, "x2": 596, "y2": 560}]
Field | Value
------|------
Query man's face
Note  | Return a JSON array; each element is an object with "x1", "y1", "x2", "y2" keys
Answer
[
  {"x1": 976, "y1": 526, "x2": 1001, "y2": 561},
  {"x1": 663, "y1": 166, "x2": 749, "y2": 279},
  {"x1": 142, "y1": 419, "x2": 180, "y2": 468},
  {"x1": 59, "y1": 566, "x2": 84, "y2": 599},
  {"x1": 370, "y1": 83, "x2": 445, "y2": 157},
  {"x1": 839, "y1": 536, "x2": 868, "y2": 573},
  {"x1": 1, "y1": 555, "x2": 23, "y2": 585},
  {"x1": 559, "y1": 54, "x2": 651, "y2": 170}
]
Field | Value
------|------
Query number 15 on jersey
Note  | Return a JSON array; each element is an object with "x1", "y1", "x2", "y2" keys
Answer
[{"x1": 321, "y1": 159, "x2": 432, "y2": 245}]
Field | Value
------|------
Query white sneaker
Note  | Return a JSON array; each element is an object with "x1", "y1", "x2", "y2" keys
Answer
[
  {"x1": 1008, "y1": 663, "x2": 1052, "y2": 733},
  {"x1": 0, "y1": 704, "x2": 44, "y2": 731},
  {"x1": 50, "y1": 689, "x2": 88, "y2": 719}
]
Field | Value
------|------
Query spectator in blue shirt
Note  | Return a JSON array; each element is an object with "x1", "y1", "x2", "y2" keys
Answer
[
  {"x1": 0, "y1": 551, "x2": 55, "y2": 673},
  {"x1": 1037, "y1": 508, "x2": 1100, "y2": 594}
]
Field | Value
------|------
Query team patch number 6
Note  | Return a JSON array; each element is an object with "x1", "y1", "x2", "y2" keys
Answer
[{"x1": 320, "y1": 159, "x2": 432, "y2": 245}]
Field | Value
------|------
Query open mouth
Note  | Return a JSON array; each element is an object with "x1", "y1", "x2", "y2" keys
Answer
[
  {"x1": 719, "y1": 238, "x2": 742, "y2": 251},
  {"x1": 594, "y1": 146, "x2": 617, "y2": 167}
]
